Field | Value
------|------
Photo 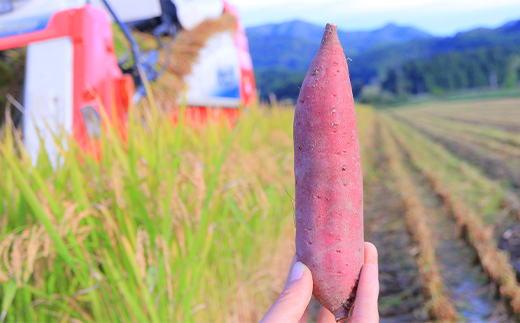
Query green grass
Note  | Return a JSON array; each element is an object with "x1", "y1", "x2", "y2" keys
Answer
[{"x1": 0, "y1": 104, "x2": 296, "y2": 322}]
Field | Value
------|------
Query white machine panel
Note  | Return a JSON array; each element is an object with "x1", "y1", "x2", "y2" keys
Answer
[
  {"x1": 90, "y1": 0, "x2": 162, "y2": 22},
  {"x1": 24, "y1": 37, "x2": 73, "y2": 166},
  {"x1": 184, "y1": 31, "x2": 241, "y2": 107},
  {"x1": 172, "y1": 0, "x2": 224, "y2": 30}
]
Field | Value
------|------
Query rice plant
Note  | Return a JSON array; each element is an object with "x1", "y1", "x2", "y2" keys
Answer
[{"x1": 0, "y1": 102, "x2": 296, "y2": 322}]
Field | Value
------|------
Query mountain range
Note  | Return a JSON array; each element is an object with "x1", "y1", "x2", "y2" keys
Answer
[
  {"x1": 247, "y1": 20, "x2": 432, "y2": 72},
  {"x1": 247, "y1": 18, "x2": 520, "y2": 100},
  {"x1": 351, "y1": 19, "x2": 520, "y2": 80}
]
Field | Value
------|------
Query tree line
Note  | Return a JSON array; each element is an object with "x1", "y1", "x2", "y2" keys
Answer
[
  {"x1": 381, "y1": 47, "x2": 520, "y2": 96},
  {"x1": 254, "y1": 47, "x2": 520, "y2": 104}
]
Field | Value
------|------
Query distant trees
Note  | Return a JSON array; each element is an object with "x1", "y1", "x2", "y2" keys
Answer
[
  {"x1": 254, "y1": 68, "x2": 306, "y2": 102},
  {"x1": 255, "y1": 47, "x2": 520, "y2": 104},
  {"x1": 382, "y1": 47, "x2": 520, "y2": 96},
  {"x1": 254, "y1": 67, "x2": 372, "y2": 103},
  {"x1": 505, "y1": 55, "x2": 520, "y2": 89},
  {"x1": 250, "y1": 19, "x2": 520, "y2": 104}
]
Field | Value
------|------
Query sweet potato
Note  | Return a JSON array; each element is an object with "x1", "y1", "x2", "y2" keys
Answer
[{"x1": 293, "y1": 23, "x2": 363, "y2": 321}]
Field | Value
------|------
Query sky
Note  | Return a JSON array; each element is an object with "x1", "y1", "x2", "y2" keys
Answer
[{"x1": 230, "y1": 0, "x2": 520, "y2": 36}]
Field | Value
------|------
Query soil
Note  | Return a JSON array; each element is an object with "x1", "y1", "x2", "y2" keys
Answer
[
  {"x1": 498, "y1": 224, "x2": 520, "y2": 281},
  {"x1": 365, "y1": 175, "x2": 427, "y2": 322},
  {"x1": 365, "y1": 120, "x2": 428, "y2": 322},
  {"x1": 395, "y1": 132, "x2": 511, "y2": 322}
]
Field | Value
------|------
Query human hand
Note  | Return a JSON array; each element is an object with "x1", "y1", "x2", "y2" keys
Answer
[{"x1": 260, "y1": 242, "x2": 379, "y2": 323}]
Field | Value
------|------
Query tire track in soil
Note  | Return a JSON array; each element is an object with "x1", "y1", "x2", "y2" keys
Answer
[
  {"x1": 364, "y1": 118, "x2": 427, "y2": 322},
  {"x1": 391, "y1": 128, "x2": 511, "y2": 322}
]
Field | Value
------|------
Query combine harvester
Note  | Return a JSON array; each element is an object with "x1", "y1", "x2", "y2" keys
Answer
[{"x1": 0, "y1": 0, "x2": 256, "y2": 162}]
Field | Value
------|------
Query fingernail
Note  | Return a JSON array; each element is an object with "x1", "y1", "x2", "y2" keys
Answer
[{"x1": 290, "y1": 262, "x2": 305, "y2": 282}]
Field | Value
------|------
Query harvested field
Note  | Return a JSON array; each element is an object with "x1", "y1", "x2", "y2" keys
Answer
[{"x1": 366, "y1": 96, "x2": 520, "y2": 321}]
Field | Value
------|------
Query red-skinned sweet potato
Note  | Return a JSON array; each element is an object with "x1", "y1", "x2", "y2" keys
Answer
[{"x1": 293, "y1": 23, "x2": 363, "y2": 321}]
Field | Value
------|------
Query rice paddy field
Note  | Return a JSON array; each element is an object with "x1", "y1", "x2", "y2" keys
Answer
[{"x1": 1, "y1": 94, "x2": 520, "y2": 322}]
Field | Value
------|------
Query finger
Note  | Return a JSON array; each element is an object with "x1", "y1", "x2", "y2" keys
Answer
[
  {"x1": 317, "y1": 306, "x2": 336, "y2": 323},
  {"x1": 316, "y1": 244, "x2": 379, "y2": 323},
  {"x1": 349, "y1": 263, "x2": 379, "y2": 323},
  {"x1": 260, "y1": 262, "x2": 313, "y2": 323},
  {"x1": 284, "y1": 254, "x2": 298, "y2": 289},
  {"x1": 298, "y1": 305, "x2": 309, "y2": 323},
  {"x1": 364, "y1": 242, "x2": 378, "y2": 270}
]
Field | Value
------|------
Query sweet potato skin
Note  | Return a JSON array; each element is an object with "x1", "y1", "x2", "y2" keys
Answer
[{"x1": 293, "y1": 23, "x2": 364, "y2": 321}]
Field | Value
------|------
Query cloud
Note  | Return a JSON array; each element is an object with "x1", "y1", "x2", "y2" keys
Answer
[
  {"x1": 233, "y1": 0, "x2": 520, "y2": 13},
  {"x1": 333, "y1": 0, "x2": 520, "y2": 14},
  {"x1": 231, "y1": 0, "x2": 316, "y2": 11},
  {"x1": 235, "y1": 0, "x2": 520, "y2": 35}
]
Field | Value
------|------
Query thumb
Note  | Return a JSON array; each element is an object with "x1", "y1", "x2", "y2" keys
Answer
[{"x1": 260, "y1": 261, "x2": 313, "y2": 323}]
